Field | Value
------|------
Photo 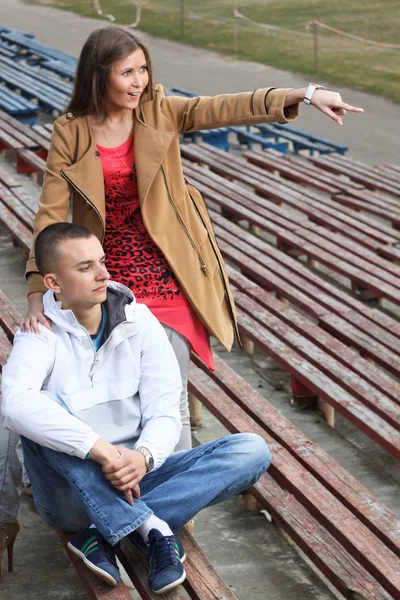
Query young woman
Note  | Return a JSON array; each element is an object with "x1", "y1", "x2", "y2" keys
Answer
[{"x1": 22, "y1": 25, "x2": 362, "y2": 450}]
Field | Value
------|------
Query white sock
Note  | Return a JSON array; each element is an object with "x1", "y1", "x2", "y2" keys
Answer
[
  {"x1": 136, "y1": 515, "x2": 173, "y2": 544},
  {"x1": 89, "y1": 523, "x2": 96, "y2": 529}
]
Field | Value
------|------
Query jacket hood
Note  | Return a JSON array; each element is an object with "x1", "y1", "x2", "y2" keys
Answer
[{"x1": 43, "y1": 281, "x2": 136, "y2": 336}]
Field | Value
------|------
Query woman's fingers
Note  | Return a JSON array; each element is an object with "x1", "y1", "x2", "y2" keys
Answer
[
  {"x1": 38, "y1": 314, "x2": 53, "y2": 331},
  {"x1": 20, "y1": 314, "x2": 52, "y2": 334},
  {"x1": 339, "y1": 102, "x2": 363, "y2": 113},
  {"x1": 320, "y1": 106, "x2": 345, "y2": 126},
  {"x1": 312, "y1": 90, "x2": 363, "y2": 124},
  {"x1": 31, "y1": 316, "x2": 40, "y2": 335}
]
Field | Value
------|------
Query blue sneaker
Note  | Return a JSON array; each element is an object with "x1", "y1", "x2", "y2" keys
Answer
[
  {"x1": 148, "y1": 529, "x2": 186, "y2": 594},
  {"x1": 129, "y1": 530, "x2": 186, "y2": 562},
  {"x1": 67, "y1": 528, "x2": 122, "y2": 587}
]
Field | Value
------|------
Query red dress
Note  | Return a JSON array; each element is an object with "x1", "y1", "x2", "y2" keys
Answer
[{"x1": 97, "y1": 133, "x2": 215, "y2": 370}]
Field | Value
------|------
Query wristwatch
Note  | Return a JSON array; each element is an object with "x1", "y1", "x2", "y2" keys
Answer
[
  {"x1": 135, "y1": 446, "x2": 154, "y2": 472},
  {"x1": 304, "y1": 83, "x2": 325, "y2": 106}
]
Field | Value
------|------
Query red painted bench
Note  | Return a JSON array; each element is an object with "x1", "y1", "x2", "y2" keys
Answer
[
  {"x1": 0, "y1": 288, "x2": 400, "y2": 599},
  {"x1": 181, "y1": 151, "x2": 400, "y2": 309}
]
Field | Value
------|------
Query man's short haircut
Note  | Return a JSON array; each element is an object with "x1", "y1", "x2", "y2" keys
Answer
[{"x1": 34, "y1": 223, "x2": 94, "y2": 276}]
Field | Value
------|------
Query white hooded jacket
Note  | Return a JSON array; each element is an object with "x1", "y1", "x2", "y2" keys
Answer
[{"x1": 1, "y1": 281, "x2": 182, "y2": 469}]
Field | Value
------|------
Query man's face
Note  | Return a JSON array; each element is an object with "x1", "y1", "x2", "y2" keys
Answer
[{"x1": 46, "y1": 236, "x2": 110, "y2": 310}]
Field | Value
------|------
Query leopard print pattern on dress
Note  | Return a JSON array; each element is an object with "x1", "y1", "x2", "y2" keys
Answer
[{"x1": 103, "y1": 166, "x2": 181, "y2": 300}]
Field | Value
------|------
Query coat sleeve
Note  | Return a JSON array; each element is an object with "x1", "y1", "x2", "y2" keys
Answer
[
  {"x1": 25, "y1": 120, "x2": 75, "y2": 295},
  {"x1": 159, "y1": 87, "x2": 299, "y2": 133},
  {"x1": 134, "y1": 306, "x2": 182, "y2": 470},
  {"x1": 1, "y1": 328, "x2": 100, "y2": 459}
]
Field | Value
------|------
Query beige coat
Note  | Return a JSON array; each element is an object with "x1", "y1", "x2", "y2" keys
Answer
[{"x1": 27, "y1": 84, "x2": 299, "y2": 350}]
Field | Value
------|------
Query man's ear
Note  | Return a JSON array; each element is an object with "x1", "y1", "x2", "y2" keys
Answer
[{"x1": 43, "y1": 273, "x2": 62, "y2": 294}]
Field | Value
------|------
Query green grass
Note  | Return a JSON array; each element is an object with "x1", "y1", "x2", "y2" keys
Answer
[{"x1": 29, "y1": 0, "x2": 400, "y2": 102}]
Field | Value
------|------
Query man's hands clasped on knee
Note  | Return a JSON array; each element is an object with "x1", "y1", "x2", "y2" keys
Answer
[{"x1": 102, "y1": 445, "x2": 147, "y2": 504}]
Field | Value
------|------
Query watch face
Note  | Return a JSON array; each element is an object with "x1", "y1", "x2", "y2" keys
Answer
[{"x1": 148, "y1": 456, "x2": 155, "y2": 471}]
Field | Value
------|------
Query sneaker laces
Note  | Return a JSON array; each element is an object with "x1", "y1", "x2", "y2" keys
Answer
[{"x1": 150, "y1": 535, "x2": 179, "y2": 572}]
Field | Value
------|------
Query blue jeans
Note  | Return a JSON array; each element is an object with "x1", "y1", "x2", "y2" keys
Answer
[{"x1": 21, "y1": 433, "x2": 270, "y2": 546}]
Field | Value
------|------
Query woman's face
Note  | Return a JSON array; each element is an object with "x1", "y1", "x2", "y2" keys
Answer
[{"x1": 106, "y1": 48, "x2": 149, "y2": 111}]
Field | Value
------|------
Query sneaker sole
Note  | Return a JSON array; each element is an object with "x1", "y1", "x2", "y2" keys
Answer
[
  {"x1": 67, "y1": 541, "x2": 119, "y2": 587},
  {"x1": 152, "y1": 569, "x2": 187, "y2": 595}
]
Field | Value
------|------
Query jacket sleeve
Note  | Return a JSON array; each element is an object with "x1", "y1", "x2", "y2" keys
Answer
[
  {"x1": 1, "y1": 328, "x2": 99, "y2": 459},
  {"x1": 25, "y1": 120, "x2": 75, "y2": 295},
  {"x1": 134, "y1": 306, "x2": 182, "y2": 469},
  {"x1": 159, "y1": 87, "x2": 299, "y2": 133}
]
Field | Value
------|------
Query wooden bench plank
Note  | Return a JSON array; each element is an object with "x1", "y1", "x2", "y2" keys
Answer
[
  {"x1": 0, "y1": 125, "x2": 25, "y2": 149},
  {"x1": 0, "y1": 199, "x2": 32, "y2": 254},
  {"x1": 182, "y1": 145, "x2": 400, "y2": 246},
  {"x1": 0, "y1": 108, "x2": 50, "y2": 150},
  {"x1": 236, "y1": 306, "x2": 400, "y2": 459},
  {"x1": 214, "y1": 220, "x2": 400, "y2": 380},
  {"x1": 321, "y1": 154, "x2": 400, "y2": 197},
  {"x1": 189, "y1": 364, "x2": 400, "y2": 599},
  {"x1": 310, "y1": 155, "x2": 400, "y2": 197},
  {"x1": 189, "y1": 144, "x2": 400, "y2": 241},
  {"x1": 244, "y1": 147, "x2": 341, "y2": 193},
  {"x1": 184, "y1": 157, "x2": 399, "y2": 251},
  {"x1": 17, "y1": 148, "x2": 46, "y2": 173},
  {"x1": 213, "y1": 209, "x2": 400, "y2": 340},
  {"x1": 184, "y1": 167, "x2": 400, "y2": 306},
  {"x1": 0, "y1": 182, "x2": 35, "y2": 229},
  {"x1": 201, "y1": 353, "x2": 400, "y2": 558},
  {"x1": 0, "y1": 164, "x2": 19, "y2": 187},
  {"x1": 228, "y1": 266, "x2": 400, "y2": 404},
  {"x1": 233, "y1": 289, "x2": 400, "y2": 430}
]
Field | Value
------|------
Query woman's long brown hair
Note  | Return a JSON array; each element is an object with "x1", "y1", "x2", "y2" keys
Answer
[{"x1": 67, "y1": 26, "x2": 153, "y2": 120}]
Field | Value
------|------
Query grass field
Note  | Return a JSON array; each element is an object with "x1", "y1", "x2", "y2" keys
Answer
[{"x1": 30, "y1": 0, "x2": 400, "y2": 102}]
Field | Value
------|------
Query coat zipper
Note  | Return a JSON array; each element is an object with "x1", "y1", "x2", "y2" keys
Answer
[
  {"x1": 160, "y1": 165, "x2": 208, "y2": 275},
  {"x1": 187, "y1": 184, "x2": 240, "y2": 341},
  {"x1": 61, "y1": 170, "x2": 105, "y2": 243}
]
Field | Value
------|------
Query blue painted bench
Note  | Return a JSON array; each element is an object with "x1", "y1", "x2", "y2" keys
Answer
[
  {"x1": 0, "y1": 57, "x2": 70, "y2": 114},
  {"x1": 0, "y1": 56, "x2": 73, "y2": 95},
  {"x1": 42, "y1": 59, "x2": 77, "y2": 80},
  {"x1": 0, "y1": 30, "x2": 75, "y2": 65},
  {"x1": 271, "y1": 123, "x2": 348, "y2": 155},
  {"x1": 228, "y1": 126, "x2": 288, "y2": 153},
  {"x1": 0, "y1": 85, "x2": 38, "y2": 124},
  {"x1": 255, "y1": 123, "x2": 339, "y2": 156}
]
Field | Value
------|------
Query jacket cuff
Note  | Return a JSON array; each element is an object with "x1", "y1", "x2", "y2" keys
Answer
[
  {"x1": 75, "y1": 432, "x2": 101, "y2": 460},
  {"x1": 264, "y1": 88, "x2": 300, "y2": 123},
  {"x1": 27, "y1": 273, "x2": 47, "y2": 296}
]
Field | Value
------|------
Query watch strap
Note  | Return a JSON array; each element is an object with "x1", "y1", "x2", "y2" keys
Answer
[
  {"x1": 136, "y1": 446, "x2": 154, "y2": 472},
  {"x1": 304, "y1": 83, "x2": 325, "y2": 106}
]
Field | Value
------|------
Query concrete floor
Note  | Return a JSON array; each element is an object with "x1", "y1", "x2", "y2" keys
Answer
[{"x1": 0, "y1": 1, "x2": 400, "y2": 598}]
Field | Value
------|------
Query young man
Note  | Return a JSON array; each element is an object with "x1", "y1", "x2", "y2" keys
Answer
[{"x1": 1, "y1": 223, "x2": 270, "y2": 594}]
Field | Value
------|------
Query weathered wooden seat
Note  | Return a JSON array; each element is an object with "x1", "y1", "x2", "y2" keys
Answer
[
  {"x1": 182, "y1": 143, "x2": 400, "y2": 249},
  {"x1": 1, "y1": 288, "x2": 400, "y2": 599},
  {"x1": 181, "y1": 150, "x2": 400, "y2": 309},
  {"x1": 0, "y1": 55, "x2": 70, "y2": 114}
]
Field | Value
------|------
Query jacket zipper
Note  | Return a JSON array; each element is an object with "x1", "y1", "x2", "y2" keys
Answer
[
  {"x1": 160, "y1": 166, "x2": 208, "y2": 275},
  {"x1": 61, "y1": 170, "x2": 105, "y2": 243},
  {"x1": 187, "y1": 184, "x2": 240, "y2": 342}
]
